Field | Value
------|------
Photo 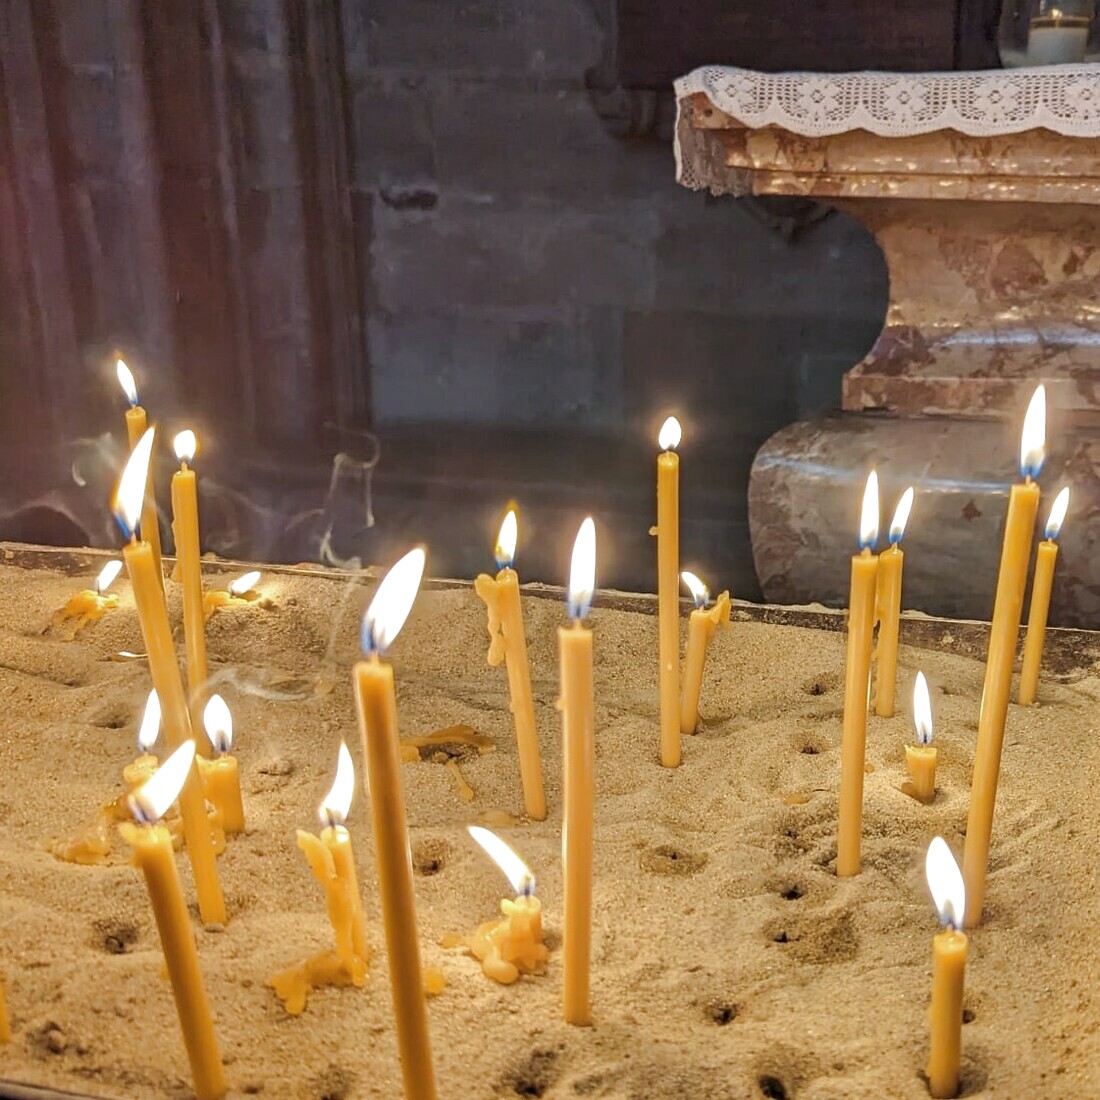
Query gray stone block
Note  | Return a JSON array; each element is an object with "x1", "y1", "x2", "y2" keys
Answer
[
  {"x1": 369, "y1": 307, "x2": 623, "y2": 427},
  {"x1": 371, "y1": 197, "x2": 657, "y2": 311},
  {"x1": 348, "y1": 74, "x2": 436, "y2": 187}
]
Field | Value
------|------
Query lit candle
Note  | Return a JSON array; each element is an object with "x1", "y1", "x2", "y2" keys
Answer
[
  {"x1": 678, "y1": 571, "x2": 731, "y2": 735},
  {"x1": 171, "y1": 430, "x2": 208, "y2": 730},
  {"x1": 51, "y1": 558, "x2": 122, "y2": 638},
  {"x1": 1026, "y1": 11, "x2": 1090, "y2": 64},
  {"x1": 119, "y1": 741, "x2": 226, "y2": 1100},
  {"x1": 837, "y1": 471, "x2": 880, "y2": 878},
  {"x1": 462, "y1": 825, "x2": 548, "y2": 984},
  {"x1": 116, "y1": 359, "x2": 164, "y2": 587},
  {"x1": 925, "y1": 837, "x2": 968, "y2": 1099},
  {"x1": 905, "y1": 671, "x2": 937, "y2": 804},
  {"x1": 198, "y1": 694, "x2": 245, "y2": 836},
  {"x1": 963, "y1": 386, "x2": 1044, "y2": 927},
  {"x1": 269, "y1": 742, "x2": 369, "y2": 1015},
  {"x1": 123, "y1": 688, "x2": 162, "y2": 791},
  {"x1": 656, "y1": 417, "x2": 681, "y2": 767},
  {"x1": 114, "y1": 432, "x2": 226, "y2": 925},
  {"x1": 202, "y1": 571, "x2": 262, "y2": 621},
  {"x1": 353, "y1": 548, "x2": 437, "y2": 1100},
  {"x1": 474, "y1": 508, "x2": 546, "y2": 820},
  {"x1": 1018, "y1": 487, "x2": 1069, "y2": 706},
  {"x1": 561, "y1": 517, "x2": 596, "y2": 1025},
  {"x1": 874, "y1": 486, "x2": 914, "y2": 718}
]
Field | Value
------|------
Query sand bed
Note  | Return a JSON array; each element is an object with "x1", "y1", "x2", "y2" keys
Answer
[{"x1": 1, "y1": 551, "x2": 1098, "y2": 1100}]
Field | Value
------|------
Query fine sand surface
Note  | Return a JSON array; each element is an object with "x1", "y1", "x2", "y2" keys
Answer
[{"x1": 0, "y1": 556, "x2": 1098, "y2": 1100}]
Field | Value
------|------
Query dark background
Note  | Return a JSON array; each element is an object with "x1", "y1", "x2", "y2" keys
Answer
[{"x1": 0, "y1": 1, "x2": 903, "y2": 595}]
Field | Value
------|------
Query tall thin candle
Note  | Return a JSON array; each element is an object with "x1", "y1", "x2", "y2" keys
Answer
[
  {"x1": 117, "y1": 359, "x2": 164, "y2": 587},
  {"x1": 353, "y1": 549, "x2": 437, "y2": 1100},
  {"x1": 963, "y1": 386, "x2": 1044, "y2": 927},
  {"x1": 561, "y1": 518, "x2": 596, "y2": 1025},
  {"x1": 874, "y1": 486, "x2": 914, "y2": 718},
  {"x1": 656, "y1": 417, "x2": 681, "y2": 767},
  {"x1": 837, "y1": 471, "x2": 880, "y2": 878}
]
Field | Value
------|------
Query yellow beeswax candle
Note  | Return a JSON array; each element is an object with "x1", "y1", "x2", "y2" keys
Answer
[
  {"x1": 656, "y1": 417, "x2": 681, "y2": 767},
  {"x1": 198, "y1": 695, "x2": 245, "y2": 836},
  {"x1": 837, "y1": 472, "x2": 880, "y2": 878},
  {"x1": 269, "y1": 742, "x2": 370, "y2": 1015},
  {"x1": 1019, "y1": 486, "x2": 1069, "y2": 706},
  {"x1": 0, "y1": 972, "x2": 9, "y2": 1043},
  {"x1": 874, "y1": 487, "x2": 913, "y2": 718},
  {"x1": 51, "y1": 560, "x2": 122, "y2": 637},
  {"x1": 474, "y1": 508, "x2": 546, "y2": 820},
  {"x1": 114, "y1": 431, "x2": 225, "y2": 925},
  {"x1": 117, "y1": 359, "x2": 163, "y2": 588},
  {"x1": 463, "y1": 826, "x2": 548, "y2": 984},
  {"x1": 202, "y1": 571, "x2": 261, "y2": 621},
  {"x1": 678, "y1": 572, "x2": 730, "y2": 734},
  {"x1": 354, "y1": 548, "x2": 437, "y2": 1100},
  {"x1": 963, "y1": 386, "x2": 1044, "y2": 927},
  {"x1": 925, "y1": 837, "x2": 968, "y2": 1099},
  {"x1": 120, "y1": 742, "x2": 226, "y2": 1100},
  {"x1": 561, "y1": 518, "x2": 596, "y2": 1025},
  {"x1": 171, "y1": 431, "x2": 208, "y2": 730},
  {"x1": 905, "y1": 671, "x2": 938, "y2": 804}
]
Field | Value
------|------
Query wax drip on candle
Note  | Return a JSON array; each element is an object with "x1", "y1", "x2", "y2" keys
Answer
[
  {"x1": 888, "y1": 487, "x2": 915, "y2": 546},
  {"x1": 1020, "y1": 384, "x2": 1046, "y2": 480},
  {"x1": 1044, "y1": 487, "x2": 1069, "y2": 541},
  {"x1": 361, "y1": 547, "x2": 427, "y2": 655},
  {"x1": 113, "y1": 428, "x2": 156, "y2": 539},
  {"x1": 859, "y1": 471, "x2": 880, "y2": 551}
]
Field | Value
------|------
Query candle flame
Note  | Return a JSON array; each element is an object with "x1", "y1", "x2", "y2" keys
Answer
[
  {"x1": 925, "y1": 836, "x2": 965, "y2": 931},
  {"x1": 912, "y1": 671, "x2": 933, "y2": 746},
  {"x1": 113, "y1": 428, "x2": 155, "y2": 538},
  {"x1": 468, "y1": 825, "x2": 535, "y2": 896},
  {"x1": 859, "y1": 470, "x2": 879, "y2": 550},
  {"x1": 888, "y1": 486, "x2": 914, "y2": 545},
  {"x1": 319, "y1": 741, "x2": 355, "y2": 828},
  {"x1": 680, "y1": 570, "x2": 709, "y2": 609},
  {"x1": 1020, "y1": 384, "x2": 1046, "y2": 479},
  {"x1": 228, "y1": 570, "x2": 261, "y2": 597},
  {"x1": 173, "y1": 429, "x2": 197, "y2": 464},
  {"x1": 495, "y1": 508, "x2": 518, "y2": 570},
  {"x1": 1045, "y1": 486, "x2": 1069, "y2": 541},
  {"x1": 137, "y1": 689, "x2": 161, "y2": 753},
  {"x1": 116, "y1": 358, "x2": 138, "y2": 406},
  {"x1": 203, "y1": 693, "x2": 233, "y2": 754},
  {"x1": 361, "y1": 547, "x2": 426, "y2": 655},
  {"x1": 566, "y1": 517, "x2": 596, "y2": 621},
  {"x1": 94, "y1": 559, "x2": 123, "y2": 595},
  {"x1": 658, "y1": 416, "x2": 682, "y2": 451},
  {"x1": 129, "y1": 740, "x2": 194, "y2": 825}
]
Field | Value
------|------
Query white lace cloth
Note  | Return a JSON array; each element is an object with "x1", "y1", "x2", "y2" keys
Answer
[{"x1": 675, "y1": 65, "x2": 1100, "y2": 138}]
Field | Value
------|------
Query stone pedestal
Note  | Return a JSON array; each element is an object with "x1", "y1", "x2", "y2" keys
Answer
[{"x1": 677, "y1": 92, "x2": 1100, "y2": 626}]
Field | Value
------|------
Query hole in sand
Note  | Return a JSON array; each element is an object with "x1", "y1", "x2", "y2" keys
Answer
[
  {"x1": 95, "y1": 918, "x2": 138, "y2": 955},
  {"x1": 88, "y1": 702, "x2": 130, "y2": 730},
  {"x1": 504, "y1": 1048, "x2": 560, "y2": 1097},
  {"x1": 758, "y1": 1075, "x2": 789, "y2": 1099},
  {"x1": 803, "y1": 672, "x2": 839, "y2": 696},
  {"x1": 640, "y1": 844, "x2": 709, "y2": 876},
  {"x1": 311, "y1": 1065, "x2": 354, "y2": 1100},
  {"x1": 780, "y1": 885, "x2": 804, "y2": 901},
  {"x1": 962, "y1": 1008, "x2": 975, "y2": 1024},
  {"x1": 704, "y1": 1000, "x2": 739, "y2": 1025},
  {"x1": 412, "y1": 838, "x2": 451, "y2": 876},
  {"x1": 800, "y1": 742, "x2": 820, "y2": 755}
]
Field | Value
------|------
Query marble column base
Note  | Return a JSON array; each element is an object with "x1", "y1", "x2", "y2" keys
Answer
[{"x1": 748, "y1": 415, "x2": 1100, "y2": 628}]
